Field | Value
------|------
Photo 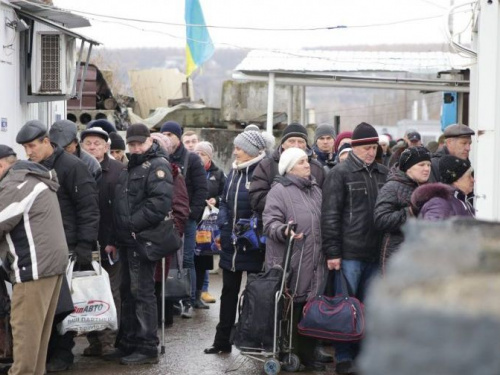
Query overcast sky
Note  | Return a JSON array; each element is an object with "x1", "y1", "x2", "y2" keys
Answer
[{"x1": 52, "y1": 0, "x2": 473, "y2": 50}]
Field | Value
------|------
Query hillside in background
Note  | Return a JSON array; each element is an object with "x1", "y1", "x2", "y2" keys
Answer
[{"x1": 90, "y1": 44, "x2": 450, "y2": 128}]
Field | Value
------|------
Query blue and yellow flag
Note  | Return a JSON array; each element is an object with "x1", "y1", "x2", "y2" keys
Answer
[{"x1": 185, "y1": 0, "x2": 214, "y2": 77}]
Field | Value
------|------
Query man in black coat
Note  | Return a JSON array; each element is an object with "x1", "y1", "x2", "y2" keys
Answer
[
  {"x1": 161, "y1": 121, "x2": 208, "y2": 318},
  {"x1": 112, "y1": 123, "x2": 173, "y2": 365},
  {"x1": 80, "y1": 127, "x2": 124, "y2": 358},
  {"x1": 321, "y1": 122, "x2": 388, "y2": 375},
  {"x1": 16, "y1": 120, "x2": 99, "y2": 372}
]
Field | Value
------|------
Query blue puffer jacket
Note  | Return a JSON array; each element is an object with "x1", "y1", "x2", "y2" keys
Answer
[{"x1": 218, "y1": 153, "x2": 266, "y2": 272}]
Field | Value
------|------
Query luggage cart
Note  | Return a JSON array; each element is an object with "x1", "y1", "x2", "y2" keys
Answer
[{"x1": 237, "y1": 224, "x2": 303, "y2": 375}]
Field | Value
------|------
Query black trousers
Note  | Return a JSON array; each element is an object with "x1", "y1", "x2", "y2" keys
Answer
[{"x1": 213, "y1": 269, "x2": 257, "y2": 347}]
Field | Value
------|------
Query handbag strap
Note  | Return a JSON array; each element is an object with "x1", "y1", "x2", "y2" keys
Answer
[{"x1": 317, "y1": 268, "x2": 350, "y2": 298}]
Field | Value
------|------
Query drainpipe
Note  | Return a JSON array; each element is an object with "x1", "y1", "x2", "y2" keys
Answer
[{"x1": 266, "y1": 72, "x2": 275, "y2": 134}]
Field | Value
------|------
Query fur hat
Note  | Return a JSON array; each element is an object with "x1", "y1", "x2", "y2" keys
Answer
[
  {"x1": 194, "y1": 141, "x2": 214, "y2": 160},
  {"x1": 439, "y1": 155, "x2": 471, "y2": 184},
  {"x1": 399, "y1": 146, "x2": 431, "y2": 172},
  {"x1": 278, "y1": 148, "x2": 308, "y2": 175},
  {"x1": 351, "y1": 122, "x2": 379, "y2": 146},
  {"x1": 87, "y1": 119, "x2": 116, "y2": 134},
  {"x1": 233, "y1": 131, "x2": 267, "y2": 157}
]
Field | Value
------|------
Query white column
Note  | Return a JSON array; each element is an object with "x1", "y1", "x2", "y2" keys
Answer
[
  {"x1": 471, "y1": 0, "x2": 500, "y2": 220},
  {"x1": 266, "y1": 72, "x2": 275, "y2": 134}
]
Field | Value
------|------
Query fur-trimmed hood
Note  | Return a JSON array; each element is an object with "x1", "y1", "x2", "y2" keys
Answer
[{"x1": 411, "y1": 183, "x2": 453, "y2": 215}]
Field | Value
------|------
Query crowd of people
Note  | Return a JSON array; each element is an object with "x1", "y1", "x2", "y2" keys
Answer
[{"x1": 0, "y1": 118, "x2": 476, "y2": 374}]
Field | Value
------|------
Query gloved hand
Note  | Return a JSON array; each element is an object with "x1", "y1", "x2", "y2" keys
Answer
[{"x1": 74, "y1": 243, "x2": 92, "y2": 266}]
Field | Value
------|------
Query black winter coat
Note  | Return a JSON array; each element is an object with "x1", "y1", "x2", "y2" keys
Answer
[
  {"x1": 206, "y1": 161, "x2": 226, "y2": 207},
  {"x1": 40, "y1": 145, "x2": 99, "y2": 250},
  {"x1": 169, "y1": 143, "x2": 208, "y2": 221},
  {"x1": 97, "y1": 154, "x2": 124, "y2": 258},
  {"x1": 249, "y1": 147, "x2": 325, "y2": 216},
  {"x1": 218, "y1": 153, "x2": 266, "y2": 273},
  {"x1": 322, "y1": 152, "x2": 388, "y2": 262},
  {"x1": 113, "y1": 143, "x2": 174, "y2": 248},
  {"x1": 374, "y1": 168, "x2": 419, "y2": 274}
]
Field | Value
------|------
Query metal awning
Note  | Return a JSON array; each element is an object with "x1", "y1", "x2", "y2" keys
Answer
[
  {"x1": 10, "y1": 0, "x2": 90, "y2": 28},
  {"x1": 16, "y1": 9, "x2": 100, "y2": 45},
  {"x1": 233, "y1": 50, "x2": 473, "y2": 132}
]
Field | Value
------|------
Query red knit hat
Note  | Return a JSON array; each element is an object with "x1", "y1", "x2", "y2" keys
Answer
[{"x1": 334, "y1": 131, "x2": 353, "y2": 153}]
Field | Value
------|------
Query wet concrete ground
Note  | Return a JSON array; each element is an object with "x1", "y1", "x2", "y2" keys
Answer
[{"x1": 58, "y1": 272, "x2": 335, "y2": 375}]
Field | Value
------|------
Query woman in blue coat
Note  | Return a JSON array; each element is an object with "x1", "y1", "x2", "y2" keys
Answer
[{"x1": 204, "y1": 130, "x2": 268, "y2": 354}]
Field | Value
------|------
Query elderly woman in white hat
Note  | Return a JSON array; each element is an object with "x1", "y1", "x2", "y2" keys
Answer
[{"x1": 263, "y1": 147, "x2": 327, "y2": 371}]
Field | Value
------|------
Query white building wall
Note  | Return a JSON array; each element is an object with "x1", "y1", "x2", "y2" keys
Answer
[{"x1": 0, "y1": 3, "x2": 68, "y2": 159}]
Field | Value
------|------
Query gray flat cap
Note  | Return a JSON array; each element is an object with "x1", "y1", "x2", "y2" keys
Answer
[
  {"x1": 0, "y1": 145, "x2": 16, "y2": 159},
  {"x1": 16, "y1": 120, "x2": 48, "y2": 144},
  {"x1": 444, "y1": 123, "x2": 475, "y2": 138},
  {"x1": 50, "y1": 120, "x2": 78, "y2": 148}
]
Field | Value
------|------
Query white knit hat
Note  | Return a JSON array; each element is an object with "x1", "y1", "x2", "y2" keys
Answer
[{"x1": 279, "y1": 147, "x2": 308, "y2": 175}]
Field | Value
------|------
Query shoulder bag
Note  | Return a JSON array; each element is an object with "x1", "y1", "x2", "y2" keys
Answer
[{"x1": 133, "y1": 213, "x2": 182, "y2": 262}]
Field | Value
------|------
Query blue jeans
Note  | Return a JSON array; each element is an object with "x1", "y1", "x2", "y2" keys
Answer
[
  {"x1": 334, "y1": 259, "x2": 379, "y2": 363},
  {"x1": 183, "y1": 219, "x2": 197, "y2": 303},
  {"x1": 119, "y1": 247, "x2": 158, "y2": 356},
  {"x1": 202, "y1": 270, "x2": 209, "y2": 292}
]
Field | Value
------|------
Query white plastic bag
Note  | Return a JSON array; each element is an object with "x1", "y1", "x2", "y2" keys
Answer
[
  {"x1": 201, "y1": 205, "x2": 219, "y2": 221},
  {"x1": 58, "y1": 260, "x2": 118, "y2": 335}
]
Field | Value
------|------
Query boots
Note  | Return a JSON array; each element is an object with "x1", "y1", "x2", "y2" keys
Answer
[{"x1": 192, "y1": 291, "x2": 210, "y2": 309}]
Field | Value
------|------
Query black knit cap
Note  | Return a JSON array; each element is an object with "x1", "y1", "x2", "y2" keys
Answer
[
  {"x1": 280, "y1": 123, "x2": 309, "y2": 145},
  {"x1": 109, "y1": 132, "x2": 125, "y2": 150},
  {"x1": 351, "y1": 122, "x2": 379, "y2": 146},
  {"x1": 439, "y1": 155, "x2": 471, "y2": 184},
  {"x1": 399, "y1": 146, "x2": 431, "y2": 172}
]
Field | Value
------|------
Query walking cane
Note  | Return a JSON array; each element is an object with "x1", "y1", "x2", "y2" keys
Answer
[{"x1": 161, "y1": 257, "x2": 166, "y2": 355}]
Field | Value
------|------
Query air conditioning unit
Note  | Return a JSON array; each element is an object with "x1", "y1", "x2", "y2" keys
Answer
[{"x1": 31, "y1": 30, "x2": 75, "y2": 95}]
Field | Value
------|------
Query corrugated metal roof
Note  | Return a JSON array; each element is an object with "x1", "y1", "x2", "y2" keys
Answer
[{"x1": 234, "y1": 50, "x2": 474, "y2": 74}]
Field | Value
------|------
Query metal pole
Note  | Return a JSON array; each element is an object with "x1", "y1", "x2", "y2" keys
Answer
[
  {"x1": 266, "y1": 72, "x2": 275, "y2": 133},
  {"x1": 161, "y1": 257, "x2": 166, "y2": 354},
  {"x1": 300, "y1": 86, "x2": 306, "y2": 125},
  {"x1": 287, "y1": 86, "x2": 293, "y2": 124}
]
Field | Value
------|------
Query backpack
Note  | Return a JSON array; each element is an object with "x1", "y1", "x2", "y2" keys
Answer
[{"x1": 232, "y1": 266, "x2": 283, "y2": 351}]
